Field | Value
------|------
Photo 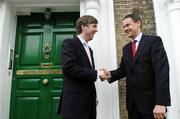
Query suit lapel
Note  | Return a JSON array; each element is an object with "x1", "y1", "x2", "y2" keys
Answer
[
  {"x1": 126, "y1": 43, "x2": 134, "y2": 65},
  {"x1": 133, "y1": 34, "x2": 146, "y2": 65},
  {"x1": 75, "y1": 37, "x2": 94, "y2": 68}
]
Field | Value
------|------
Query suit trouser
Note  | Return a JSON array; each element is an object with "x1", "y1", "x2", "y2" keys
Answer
[
  {"x1": 63, "y1": 108, "x2": 96, "y2": 119},
  {"x1": 128, "y1": 103, "x2": 166, "y2": 119},
  {"x1": 63, "y1": 98, "x2": 96, "y2": 119}
]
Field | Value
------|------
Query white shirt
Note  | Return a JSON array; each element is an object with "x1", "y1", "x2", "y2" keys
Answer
[
  {"x1": 133, "y1": 32, "x2": 142, "y2": 50},
  {"x1": 77, "y1": 35, "x2": 93, "y2": 66}
]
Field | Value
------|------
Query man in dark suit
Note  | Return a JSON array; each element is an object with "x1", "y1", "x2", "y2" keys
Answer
[
  {"x1": 58, "y1": 15, "x2": 105, "y2": 119},
  {"x1": 101, "y1": 13, "x2": 171, "y2": 119}
]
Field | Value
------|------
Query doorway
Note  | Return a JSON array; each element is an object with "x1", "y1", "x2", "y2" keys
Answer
[{"x1": 10, "y1": 12, "x2": 79, "y2": 119}]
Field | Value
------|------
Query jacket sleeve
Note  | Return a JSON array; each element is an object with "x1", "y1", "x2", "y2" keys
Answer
[
  {"x1": 151, "y1": 36, "x2": 171, "y2": 106},
  {"x1": 109, "y1": 54, "x2": 126, "y2": 83}
]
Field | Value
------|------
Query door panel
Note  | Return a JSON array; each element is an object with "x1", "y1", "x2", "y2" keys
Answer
[
  {"x1": 16, "y1": 97, "x2": 40, "y2": 119},
  {"x1": 20, "y1": 33, "x2": 42, "y2": 65},
  {"x1": 53, "y1": 33, "x2": 74, "y2": 65},
  {"x1": 10, "y1": 12, "x2": 79, "y2": 119},
  {"x1": 18, "y1": 78, "x2": 40, "y2": 89}
]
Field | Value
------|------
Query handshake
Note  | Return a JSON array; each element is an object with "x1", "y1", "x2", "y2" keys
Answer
[{"x1": 98, "y1": 69, "x2": 111, "y2": 81}]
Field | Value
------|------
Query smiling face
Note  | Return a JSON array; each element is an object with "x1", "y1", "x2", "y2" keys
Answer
[
  {"x1": 81, "y1": 23, "x2": 98, "y2": 42},
  {"x1": 75, "y1": 15, "x2": 98, "y2": 42},
  {"x1": 122, "y1": 17, "x2": 141, "y2": 39}
]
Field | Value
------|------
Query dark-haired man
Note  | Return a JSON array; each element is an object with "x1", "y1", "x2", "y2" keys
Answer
[{"x1": 101, "y1": 13, "x2": 171, "y2": 119}]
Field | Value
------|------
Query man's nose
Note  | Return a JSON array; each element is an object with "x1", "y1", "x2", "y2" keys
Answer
[
  {"x1": 124, "y1": 27, "x2": 127, "y2": 32},
  {"x1": 95, "y1": 28, "x2": 98, "y2": 32}
]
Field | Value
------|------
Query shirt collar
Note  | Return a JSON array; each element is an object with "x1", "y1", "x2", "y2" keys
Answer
[
  {"x1": 134, "y1": 32, "x2": 142, "y2": 42},
  {"x1": 77, "y1": 35, "x2": 88, "y2": 46}
]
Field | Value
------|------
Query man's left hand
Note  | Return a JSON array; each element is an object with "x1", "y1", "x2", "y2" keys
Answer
[{"x1": 153, "y1": 105, "x2": 166, "y2": 119}]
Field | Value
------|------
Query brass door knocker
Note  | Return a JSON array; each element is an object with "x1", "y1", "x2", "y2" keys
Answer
[{"x1": 43, "y1": 42, "x2": 51, "y2": 59}]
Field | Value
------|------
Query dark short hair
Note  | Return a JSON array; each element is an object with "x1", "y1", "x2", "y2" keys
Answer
[
  {"x1": 76, "y1": 15, "x2": 98, "y2": 34},
  {"x1": 123, "y1": 13, "x2": 142, "y2": 23}
]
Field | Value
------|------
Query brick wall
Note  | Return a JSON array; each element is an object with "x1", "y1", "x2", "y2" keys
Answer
[{"x1": 113, "y1": 0, "x2": 156, "y2": 119}]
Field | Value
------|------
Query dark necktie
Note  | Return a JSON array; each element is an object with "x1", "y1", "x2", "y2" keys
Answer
[
  {"x1": 132, "y1": 40, "x2": 136, "y2": 59},
  {"x1": 83, "y1": 43, "x2": 92, "y2": 66}
]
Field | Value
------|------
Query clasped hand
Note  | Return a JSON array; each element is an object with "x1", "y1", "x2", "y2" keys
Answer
[{"x1": 98, "y1": 69, "x2": 111, "y2": 81}]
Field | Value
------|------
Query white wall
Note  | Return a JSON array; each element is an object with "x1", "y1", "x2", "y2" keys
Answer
[
  {"x1": 80, "y1": 0, "x2": 120, "y2": 119},
  {"x1": 153, "y1": 0, "x2": 180, "y2": 119},
  {"x1": 96, "y1": 1, "x2": 119, "y2": 119},
  {"x1": 167, "y1": 1, "x2": 180, "y2": 118},
  {"x1": 0, "y1": 2, "x2": 17, "y2": 119},
  {"x1": 0, "y1": 2, "x2": 6, "y2": 118}
]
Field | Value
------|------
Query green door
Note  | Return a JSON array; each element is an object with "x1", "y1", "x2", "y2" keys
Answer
[{"x1": 10, "y1": 12, "x2": 79, "y2": 119}]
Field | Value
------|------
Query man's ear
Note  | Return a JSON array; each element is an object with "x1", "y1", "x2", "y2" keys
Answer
[
  {"x1": 136, "y1": 20, "x2": 141, "y2": 27},
  {"x1": 81, "y1": 25, "x2": 85, "y2": 31}
]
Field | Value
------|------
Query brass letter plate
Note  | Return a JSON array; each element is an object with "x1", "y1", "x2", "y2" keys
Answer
[{"x1": 16, "y1": 69, "x2": 62, "y2": 75}]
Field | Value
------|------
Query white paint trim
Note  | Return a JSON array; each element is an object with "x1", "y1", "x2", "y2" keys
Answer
[
  {"x1": 80, "y1": 0, "x2": 120, "y2": 119},
  {"x1": 106, "y1": 0, "x2": 120, "y2": 119},
  {"x1": 0, "y1": 2, "x2": 17, "y2": 119},
  {"x1": 168, "y1": 1, "x2": 180, "y2": 12},
  {"x1": 167, "y1": 1, "x2": 180, "y2": 118},
  {"x1": 0, "y1": 3, "x2": 6, "y2": 118},
  {"x1": 153, "y1": 0, "x2": 180, "y2": 119},
  {"x1": 12, "y1": 4, "x2": 80, "y2": 13}
]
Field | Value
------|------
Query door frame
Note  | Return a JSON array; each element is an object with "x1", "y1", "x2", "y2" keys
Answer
[{"x1": 0, "y1": 1, "x2": 80, "y2": 119}]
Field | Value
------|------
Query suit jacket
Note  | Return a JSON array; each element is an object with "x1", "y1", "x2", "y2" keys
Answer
[
  {"x1": 58, "y1": 37, "x2": 97, "y2": 118},
  {"x1": 109, "y1": 34, "x2": 171, "y2": 114}
]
